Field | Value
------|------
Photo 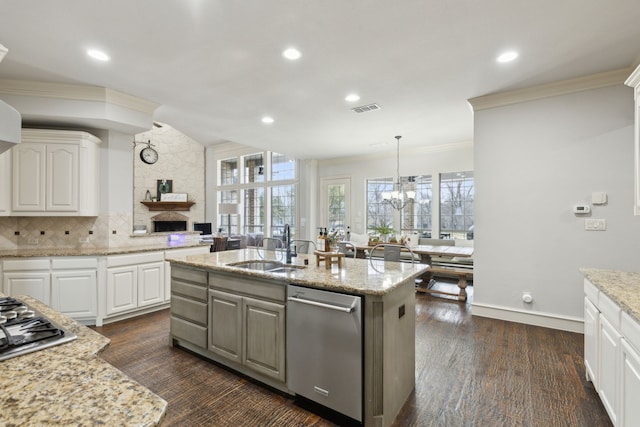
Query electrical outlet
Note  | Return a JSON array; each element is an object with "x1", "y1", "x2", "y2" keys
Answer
[
  {"x1": 27, "y1": 238, "x2": 38, "y2": 245},
  {"x1": 79, "y1": 237, "x2": 89, "y2": 243},
  {"x1": 585, "y1": 218, "x2": 607, "y2": 231}
]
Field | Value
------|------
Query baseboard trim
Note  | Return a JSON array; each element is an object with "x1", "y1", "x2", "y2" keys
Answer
[{"x1": 471, "y1": 302, "x2": 583, "y2": 333}]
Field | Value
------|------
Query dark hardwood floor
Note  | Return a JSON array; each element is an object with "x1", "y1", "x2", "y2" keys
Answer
[{"x1": 91, "y1": 281, "x2": 612, "y2": 427}]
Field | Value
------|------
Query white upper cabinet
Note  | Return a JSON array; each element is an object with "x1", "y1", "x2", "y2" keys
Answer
[
  {"x1": 0, "y1": 149, "x2": 10, "y2": 216},
  {"x1": 11, "y1": 129, "x2": 101, "y2": 216},
  {"x1": 625, "y1": 66, "x2": 640, "y2": 215}
]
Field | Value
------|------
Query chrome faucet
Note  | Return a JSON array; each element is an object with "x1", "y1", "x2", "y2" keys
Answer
[{"x1": 284, "y1": 224, "x2": 294, "y2": 264}]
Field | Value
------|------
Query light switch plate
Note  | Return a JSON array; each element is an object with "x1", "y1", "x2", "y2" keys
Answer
[
  {"x1": 585, "y1": 218, "x2": 607, "y2": 231},
  {"x1": 592, "y1": 192, "x2": 607, "y2": 205}
]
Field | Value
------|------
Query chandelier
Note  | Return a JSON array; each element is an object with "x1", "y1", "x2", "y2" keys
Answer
[{"x1": 383, "y1": 135, "x2": 415, "y2": 210}]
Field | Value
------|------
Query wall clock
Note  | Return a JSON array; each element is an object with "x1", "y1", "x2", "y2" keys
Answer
[{"x1": 140, "y1": 146, "x2": 158, "y2": 164}]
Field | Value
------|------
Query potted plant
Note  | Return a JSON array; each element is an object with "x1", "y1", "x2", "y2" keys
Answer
[{"x1": 370, "y1": 221, "x2": 395, "y2": 243}]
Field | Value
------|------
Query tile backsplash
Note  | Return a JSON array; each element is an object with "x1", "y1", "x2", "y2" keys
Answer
[{"x1": 0, "y1": 212, "x2": 200, "y2": 250}]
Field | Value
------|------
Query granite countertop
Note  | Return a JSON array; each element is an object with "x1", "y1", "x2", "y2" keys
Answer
[
  {"x1": 168, "y1": 248, "x2": 428, "y2": 296},
  {"x1": 0, "y1": 295, "x2": 167, "y2": 426},
  {"x1": 0, "y1": 241, "x2": 210, "y2": 258},
  {"x1": 581, "y1": 268, "x2": 640, "y2": 324}
]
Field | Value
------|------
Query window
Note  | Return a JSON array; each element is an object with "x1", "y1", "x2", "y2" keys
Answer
[
  {"x1": 217, "y1": 152, "x2": 297, "y2": 242},
  {"x1": 220, "y1": 158, "x2": 238, "y2": 185},
  {"x1": 243, "y1": 153, "x2": 264, "y2": 184},
  {"x1": 440, "y1": 171, "x2": 474, "y2": 239},
  {"x1": 271, "y1": 153, "x2": 295, "y2": 181},
  {"x1": 244, "y1": 187, "x2": 264, "y2": 234},
  {"x1": 366, "y1": 178, "x2": 394, "y2": 231},
  {"x1": 271, "y1": 184, "x2": 295, "y2": 239},
  {"x1": 219, "y1": 190, "x2": 239, "y2": 234},
  {"x1": 401, "y1": 175, "x2": 432, "y2": 234}
]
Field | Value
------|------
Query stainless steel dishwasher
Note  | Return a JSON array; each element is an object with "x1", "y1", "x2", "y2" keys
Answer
[{"x1": 287, "y1": 284, "x2": 362, "y2": 422}]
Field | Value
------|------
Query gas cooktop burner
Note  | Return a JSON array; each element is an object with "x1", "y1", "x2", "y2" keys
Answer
[{"x1": 0, "y1": 297, "x2": 77, "y2": 361}]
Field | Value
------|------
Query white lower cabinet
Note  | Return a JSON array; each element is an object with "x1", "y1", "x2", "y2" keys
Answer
[
  {"x1": 621, "y1": 338, "x2": 640, "y2": 426},
  {"x1": 51, "y1": 257, "x2": 97, "y2": 321},
  {"x1": 208, "y1": 285, "x2": 286, "y2": 382},
  {"x1": 585, "y1": 278, "x2": 640, "y2": 427},
  {"x1": 106, "y1": 251, "x2": 165, "y2": 317},
  {"x1": 3, "y1": 258, "x2": 52, "y2": 305},
  {"x1": 598, "y1": 314, "x2": 621, "y2": 424}
]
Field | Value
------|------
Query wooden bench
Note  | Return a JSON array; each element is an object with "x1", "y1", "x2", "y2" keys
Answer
[{"x1": 416, "y1": 266, "x2": 471, "y2": 302}]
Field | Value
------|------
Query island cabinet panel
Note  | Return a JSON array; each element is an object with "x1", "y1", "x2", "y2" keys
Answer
[
  {"x1": 208, "y1": 289, "x2": 243, "y2": 363},
  {"x1": 243, "y1": 297, "x2": 286, "y2": 382},
  {"x1": 207, "y1": 272, "x2": 287, "y2": 383},
  {"x1": 170, "y1": 266, "x2": 209, "y2": 349},
  {"x1": 621, "y1": 338, "x2": 640, "y2": 427}
]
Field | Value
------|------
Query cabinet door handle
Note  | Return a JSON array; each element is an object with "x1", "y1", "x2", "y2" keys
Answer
[{"x1": 287, "y1": 296, "x2": 356, "y2": 313}]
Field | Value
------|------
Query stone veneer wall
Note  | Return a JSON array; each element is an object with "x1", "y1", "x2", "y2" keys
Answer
[{"x1": 133, "y1": 124, "x2": 205, "y2": 233}]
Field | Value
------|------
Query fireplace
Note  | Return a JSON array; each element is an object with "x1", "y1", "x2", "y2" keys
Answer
[{"x1": 151, "y1": 212, "x2": 188, "y2": 232}]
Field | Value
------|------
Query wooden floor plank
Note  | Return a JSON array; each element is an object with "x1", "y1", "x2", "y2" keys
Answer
[{"x1": 91, "y1": 281, "x2": 612, "y2": 427}]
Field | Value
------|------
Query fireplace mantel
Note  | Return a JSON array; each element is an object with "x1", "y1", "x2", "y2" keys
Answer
[{"x1": 141, "y1": 201, "x2": 195, "y2": 211}]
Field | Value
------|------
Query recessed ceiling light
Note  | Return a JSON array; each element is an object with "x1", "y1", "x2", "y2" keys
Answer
[
  {"x1": 497, "y1": 51, "x2": 518, "y2": 63},
  {"x1": 345, "y1": 94, "x2": 360, "y2": 102},
  {"x1": 282, "y1": 48, "x2": 301, "y2": 60},
  {"x1": 87, "y1": 49, "x2": 110, "y2": 62},
  {"x1": 261, "y1": 116, "x2": 274, "y2": 124}
]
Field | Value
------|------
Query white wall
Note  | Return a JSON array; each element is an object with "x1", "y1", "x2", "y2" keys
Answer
[
  {"x1": 317, "y1": 142, "x2": 474, "y2": 235},
  {"x1": 473, "y1": 83, "x2": 639, "y2": 331}
]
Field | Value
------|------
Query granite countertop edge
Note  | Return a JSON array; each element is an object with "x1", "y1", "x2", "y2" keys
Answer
[
  {"x1": 168, "y1": 249, "x2": 428, "y2": 297},
  {"x1": 0, "y1": 241, "x2": 210, "y2": 258},
  {"x1": 580, "y1": 268, "x2": 640, "y2": 324},
  {"x1": 0, "y1": 295, "x2": 167, "y2": 426}
]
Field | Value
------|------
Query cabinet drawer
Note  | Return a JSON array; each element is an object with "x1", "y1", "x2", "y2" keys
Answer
[
  {"x1": 208, "y1": 272, "x2": 286, "y2": 302},
  {"x1": 3, "y1": 258, "x2": 50, "y2": 271},
  {"x1": 52, "y1": 257, "x2": 98, "y2": 270},
  {"x1": 172, "y1": 266, "x2": 208, "y2": 285},
  {"x1": 107, "y1": 251, "x2": 164, "y2": 268},
  {"x1": 171, "y1": 294, "x2": 207, "y2": 325},
  {"x1": 584, "y1": 279, "x2": 599, "y2": 305},
  {"x1": 599, "y1": 291, "x2": 621, "y2": 328},
  {"x1": 622, "y1": 311, "x2": 640, "y2": 352},
  {"x1": 171, "y1": 316, "x2": 207, "y2": 349},
  {"x1": 172, "y1": 279, "x2": 207, "y2": 301}
]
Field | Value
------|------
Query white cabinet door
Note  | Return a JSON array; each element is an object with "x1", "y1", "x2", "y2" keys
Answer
[
  {"x1": 599, "y1": 314, "x2": 621, "y2": 425},
  {"x1": 621, "y1": 339, "x2": 640, "y2": 427},
  {"x1": 0, "y1": 149, "x2": 10, "y2": 216},
  {"x1": 3, "y1": 271, "x2": 51, "y2": 305},
  {"x1": 51, "y1": 270, "x2": 97, "y2": 318},
  {"x1": 584, "y1": 296, "x2": 599, "y2": 385},
  {"x1": 106, "y1": 266, "x2": 137, "y2": 315},
  {"x1": 137, "y1": 261, "x2": 165, "y2": 307},
  {"x1": 12, "y1": 142, "x2": 46, "y2": 212},
  {"x1": 46, "y1": 143, "x2": 79, "y2": 212}
]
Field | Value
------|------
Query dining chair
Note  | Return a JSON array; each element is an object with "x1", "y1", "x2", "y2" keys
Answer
[
  {"x1": 337, "y1": 241, "x2": 357, "y2": 258},
  {"x1": 291, "y1": 239, "x2": 316, "y2": 255}
]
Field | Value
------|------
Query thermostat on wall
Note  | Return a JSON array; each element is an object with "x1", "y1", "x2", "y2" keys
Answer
[{"x1": 574, "y1": 205, "x2": 591, "y2": 214}]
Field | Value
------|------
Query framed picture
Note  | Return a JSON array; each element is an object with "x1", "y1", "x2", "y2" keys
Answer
[{"x1": 156, "y1": 179, "x2": 173, "y2": 198}]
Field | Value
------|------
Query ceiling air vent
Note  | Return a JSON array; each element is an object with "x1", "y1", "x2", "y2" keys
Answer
[{"x1": 351, "y1": 103, "x2": 381, "y2": 114}]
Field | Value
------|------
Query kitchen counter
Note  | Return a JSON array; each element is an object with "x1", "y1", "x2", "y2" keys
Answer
[
  {"x1": 0, "y1": 241, "x2": 209, "y2": 258},
  {"x1": 168, "y1": 248, "x2": 429, "y2": 296},
  {"x1": 580, "y1": 268, "x2": 640, "y2": 323},
  {"x1": 0, "y1": 295, "x2": 167, "y2": 426}
]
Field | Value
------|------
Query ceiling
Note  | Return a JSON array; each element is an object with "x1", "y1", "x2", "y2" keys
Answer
[{"x1": 1, "y1": 1, "x2": 640, "y2": 160}]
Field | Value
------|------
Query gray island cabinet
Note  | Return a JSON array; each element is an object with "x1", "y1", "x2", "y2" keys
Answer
[{"x1": 168, "y1": 249, "x2": 426, "y2": 427}]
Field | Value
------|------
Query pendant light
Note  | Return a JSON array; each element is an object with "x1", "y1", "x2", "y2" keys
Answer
[{"x1": 382, "y1": 135, "x2": 415, "y2": 210}]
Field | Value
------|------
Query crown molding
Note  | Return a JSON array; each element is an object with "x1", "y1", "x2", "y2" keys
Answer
[
  {"x1": 624, "y1": 64, "x2": 640, "y2": 87},
  {"x1": 0, "y1": 79, "x2": 158, "y2": 113},
  {"x1": 468, "y1": 67, "x2": 632, "y2": 111}
]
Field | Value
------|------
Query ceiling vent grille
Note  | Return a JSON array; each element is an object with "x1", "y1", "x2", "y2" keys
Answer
[{"x1": 351, "y1": 103, "x2": 381, "y2": 113}]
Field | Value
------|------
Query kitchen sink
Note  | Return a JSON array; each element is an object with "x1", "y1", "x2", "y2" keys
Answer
[{"x1": 227, "y1": 260, "x2": 306, "y2": 273}]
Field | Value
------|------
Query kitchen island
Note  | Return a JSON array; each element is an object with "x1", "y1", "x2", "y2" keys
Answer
[
  {"x1": 0, "y1": 295, "x2": 166, "y2": 426},
  {"x1": 168, "y1": 248, "x2": 428, "y2": 427}
]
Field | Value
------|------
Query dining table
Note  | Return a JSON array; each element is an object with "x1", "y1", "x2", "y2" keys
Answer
[{"x1": 353, "y1": 243, "x2": 474, "y2": 301}]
